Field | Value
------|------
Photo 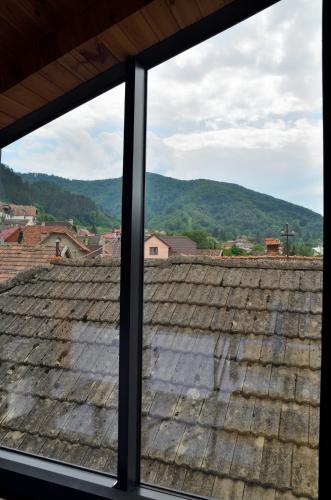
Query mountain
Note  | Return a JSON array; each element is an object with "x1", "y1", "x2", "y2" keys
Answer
[
  {"x1": 22, "y1": 171, "x2": 323, "y2": 245},
  {"x1": 0, "y1": 163, "x2": 118, "y2": 229}
]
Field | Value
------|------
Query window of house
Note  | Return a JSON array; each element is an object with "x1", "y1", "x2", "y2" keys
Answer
[{"x1": 149, "y1": 247, "x2": 158, "y2": 255}]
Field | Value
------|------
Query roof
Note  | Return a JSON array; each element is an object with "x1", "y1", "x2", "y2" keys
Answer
[
  {"x1": 79, "y1": 229, "x2": 93, "y2": 237},
  {"x1": 265, "y1": 238, "x2": 281, "y2": 246},
  {"x1": 23, "y1": 225, "x2": 89, "y2": 253},
  {"x1": 0, "y1": 257, "x2": 322, "y2": 499},
  {"x1": 0, "y1": 0, "x2": 237, "y2": 136},
  {"x1": 42, "y1": 230, "x2": 90, "y2": 254},
  {"x1": 0, "y1": 202, "x2": 37, "y2": 217},
  {"x1": 0, "y1": 244, "x2": 55, "y2": 281},
  {"x1": 0, "y1": 226, "x2": 20, "y2": 241},
  {"x1": 147, "y1": 235, "x2": 197, "y2": 254},
  {"x1": 43, "y1": 221, "x2": 77, "y2": 233},
  {"x1": 104, "y1": 238, "x2": 121, "y2": 259},
  {"x1": 1, "y1": 218, "x2": 30, "y2": 227}
]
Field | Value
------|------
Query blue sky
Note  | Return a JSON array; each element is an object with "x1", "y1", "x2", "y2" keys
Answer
[{"x1": 2, "y1": 0, "x2": 323, "y2": 214}]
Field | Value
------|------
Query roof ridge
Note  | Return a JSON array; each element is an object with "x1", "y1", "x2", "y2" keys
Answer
[{"x1": 46, "y1": 256, "x2": 323, "y2": 270}]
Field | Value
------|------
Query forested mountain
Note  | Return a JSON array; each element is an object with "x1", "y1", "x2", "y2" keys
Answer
[
  {"x1": 22, "y1": 171, "x2": 323, "y2": 245},
  {"x1": 0, "y1": 163, "x2": 118, "y2": 228}
]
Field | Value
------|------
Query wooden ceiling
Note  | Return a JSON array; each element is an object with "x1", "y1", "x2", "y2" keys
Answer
[{"x1": 0, "y1": 0, "x2": 236, "y2": 135}]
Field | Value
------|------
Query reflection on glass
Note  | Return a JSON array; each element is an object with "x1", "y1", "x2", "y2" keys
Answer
[
  {"x1": 0, "y1": 266, "x2": 120, "y2": 472},
  {"x1": 0, "y1": 84, "x2": 124, "y2": 474},
  {"x1": 142, "y1": 0, "x2": 322, "y2": 496},
  {"x1": 141, "y1": 261, "x2": 321, "y2": 499}
]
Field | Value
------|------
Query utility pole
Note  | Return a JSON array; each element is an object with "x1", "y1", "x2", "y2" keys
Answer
[{"x1": 281, "y1": 223, "x2": 295, "y2": 259}]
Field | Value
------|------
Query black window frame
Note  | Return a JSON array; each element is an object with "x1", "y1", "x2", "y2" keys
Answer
[
  {"x1": 0, "y1": 0, "x2": 328, "y2": 498},
  {"x1": 149, "y1": 247, "x2": 158, "y2": 256}
]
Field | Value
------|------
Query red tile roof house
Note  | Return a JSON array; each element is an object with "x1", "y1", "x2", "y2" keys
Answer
[
  {"x1": 265, "y1": 238, "x2": 282, "y2": 256},
  {"x1": 23, "y1": 225, "x2": 90, "y2": 258},
  {"x1": 0, "y1": 202, "x2": 38, "y2": 221},
  {"x1": 0, "y1": 226, "x2": 23, "y2": 244}
]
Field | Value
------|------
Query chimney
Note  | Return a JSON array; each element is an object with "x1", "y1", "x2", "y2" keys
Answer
[
  {"x1": 17, "y1": 228, "x2": 23, "y2": 244},
  {"x1": 68, "y1": 218, "x2": 74, "y2": 226},
  {"x1": 265, "y1": 238, "x2": 281, "y2": 256},
  {"x1": 55, "y1": 238, "x2": 61, "y2": 257}
]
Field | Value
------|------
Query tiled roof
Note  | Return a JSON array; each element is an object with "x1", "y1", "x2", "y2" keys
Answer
[
  {"x1": 1, "y1": 218, "x2": 30, "y2": 227},
  {"x1": 0, "y1": 227, "x2": 20, "y2": 241},
  {"x1": 44, "y1": 221, "x2": 77, "y2": 233},
  {"x1": 265, "y1": 238, "x2": 281, "y2": 246},
  {"x1": 0, "y1": 244, "x2": 55, "y2": 281},
  {"x1": 150, "y1": 235, "x2": 197, "y2": 255},
  {"x1": 0, "y1": 202, "x2": 37, "y2": 217},
  {"x1": 104, "y1": 238, "x2": 121, "y2": 259},
  {"x1": 23, "y1": 226, "x2": 89, "y2": 253},
  {"x1": 42, "y1": 231, "x2": 90, "y2": 253},
  {"x1": 0, "y1": 257, "x2": 322, "y2": 499}
]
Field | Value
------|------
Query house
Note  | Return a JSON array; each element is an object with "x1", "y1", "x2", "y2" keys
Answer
[
  {"x1": 265, "y1": 238, "x2": 281, "y2": 256},
  {"x1": 42, "y1": 220, "x2": 78, "y2": 233},
  {"x1": 144, "y1": 234, "x2": 197, "y2": 259},
  {"x1": 0, "y1": 226, "x2": 23, "y2": 244},
  {"x1": 23, "y1": 225, "x2": 90, "y2": 258},
  {"x1": 224, "y1": 236, "x2": 253, "y2": 253},
  {"x1": 0, "y1": 244, "x2": 58, "y2": 281},
  {"x1": 104, "y1": 228, "x2": 122, "y2": 239},
  {"x1": 98, "y1": 234, "x2": 197, "y2": 260},
  {"x1": 313, "y1": 245, "x2": 323, "y2": 256},
  {"x1": 0, "y1": 218, "x2": 31, "y2": 228},
  {"x1": 79, "y1": 229, "x2": 94, "y2": 237},
  {"x1": 104, "y1": 237, "x2": 121, "y2": 259},
  {"x1": 0, "y1": 257, "x2": 321, "y2": 498},
  {"x1": 82, "y1": 234, "x2": 106, "y2": 255},
  {"x1": 0, "y1": 202, "x2": 37, "y2": 221}
]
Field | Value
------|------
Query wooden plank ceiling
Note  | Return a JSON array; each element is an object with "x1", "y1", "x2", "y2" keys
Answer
[{"x1": 0, "y1": 0, "x2": 235, "y2": 133}]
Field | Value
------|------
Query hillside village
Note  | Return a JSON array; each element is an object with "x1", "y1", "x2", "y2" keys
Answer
[{"x1": 0, "y1": 200, "x2": 323, "y2": 283}]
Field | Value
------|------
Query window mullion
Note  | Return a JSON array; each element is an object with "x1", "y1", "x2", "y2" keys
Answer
[{"x1": 117, "y1": 57, "x2": 147, "y2": 491}]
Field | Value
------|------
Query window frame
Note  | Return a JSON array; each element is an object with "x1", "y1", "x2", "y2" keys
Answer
[
  {"x1": 149, "y1": 247, "x2": 158, "y2": 256},
  {"x1": 0, "y1": 0, "x2": 328, "y2": 498}
]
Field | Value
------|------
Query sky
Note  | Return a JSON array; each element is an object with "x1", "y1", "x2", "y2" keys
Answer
[{"x1": 2, "y1": 0, "x2": 323, "y2": 214}]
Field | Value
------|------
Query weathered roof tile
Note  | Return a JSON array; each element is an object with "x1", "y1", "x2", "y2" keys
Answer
[
  {"x1": 250, "y1": 399, "x2": 281, "y2": 439},
  {"x1": 203, "y1": 429, "x2": 237, "y2": 475},
  {"x1": 230, "y1": 435, "x2": 264, "y2": 481},
  {"x1": 176, "y1": 425, "x2": 211, "y2": 468},
  {"x1": 182, "y1": 470, "x2": 215, "y2": 497},
  {"x1": 268, "y1": 366, "x2": 297, "y2": 401},
  {"x1": 224, "y1": 395, "x2": 255, "y2": 433},
  {"x1": 279, "y1": 403, "x2": 309, "y2": 445},
  {"x1": 148, "y1": 420, "x2": 186, "y2": 462},
  {"x1": 292, "y1": 445, "x2": 318, "y2": 498},
  {"x1": 212, "y1": 478, "x2": 245, "y2": 500}
]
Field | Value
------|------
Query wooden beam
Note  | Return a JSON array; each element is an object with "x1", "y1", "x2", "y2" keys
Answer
[{"x1": 0, "y1": 0, "x2": 151, "y2": 94}]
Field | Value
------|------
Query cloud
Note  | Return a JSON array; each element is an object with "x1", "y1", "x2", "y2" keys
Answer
[{"x1": 2, "y1": 0, "x2": 323, "y2": 215}]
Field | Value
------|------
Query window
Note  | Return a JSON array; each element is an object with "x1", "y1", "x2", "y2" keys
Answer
[
  {"x1": 142, "y1": 0, "x2": 323, "y2": 498},
  {"x1": 0, "y1": 1, "x2": 327, "y2": 499},
  {"x1": 149, "y1": 247, "x2": 158, "y2": 256},
  {"x1": 0, "y1": 84, "x2": 124, "y2": 477}
]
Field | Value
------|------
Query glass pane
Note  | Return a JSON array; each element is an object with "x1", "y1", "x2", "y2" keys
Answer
[
  {"x1": 142, "y1": 1, "x2": 322, "y2": 499},
  {"x1": 0, "y1": 84, "x2": 124, "y2": 475}
]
